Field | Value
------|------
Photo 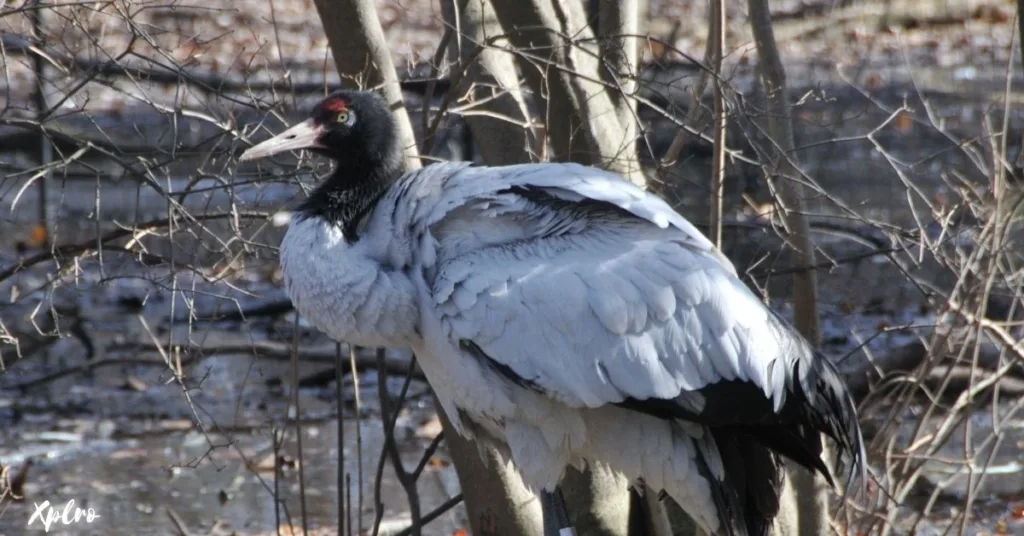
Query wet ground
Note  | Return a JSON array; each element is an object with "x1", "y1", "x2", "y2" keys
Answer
[
  {"x1": 0, "y1": 418, "x2": 461, "y2": 535},
  {"x1": 0, "y1": 259, "x2": 1021, "y2": 535},
  {"x1": 0, "y1": 297, "x2": 465, "y2": 535}
]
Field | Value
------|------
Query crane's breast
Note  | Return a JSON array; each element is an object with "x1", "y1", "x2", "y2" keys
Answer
[{"x1": 279, "y1": 216, "x2": 419, "y2": 348}]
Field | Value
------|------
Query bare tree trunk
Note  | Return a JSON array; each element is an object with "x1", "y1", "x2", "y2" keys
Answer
[
  {"x1": 597, "y1": 0, "x2": 642, "y2": 182},
  {"x1": 312, "y1": 0, "x2": 420, "y2": 172},
  {"x1": 492, "y1": 0, "x2": 643, "y2": 187},
  {"x1": 746, "y1": 1, "x2": 829, "y2": 535},
  {"x1": 442, "y1": 0, "x2": 541, "y2": 164},
  {"x1": 437, "y1": 409, "x2": 544, "y2": 536},
  {"x1": 604, "y1": 15, "x2": 667, "y2": 536},
  {"x1": 1018, "y1": 0, "x2": 1024, "y2": 89},
  {"x1": 488, "y1": 2, "x2": 640, "y2": 534},
  {"x1": 1015, "y1": 0, "x2": 1024, "y2": 175},
  {"x1": 558, "y1": 465, "x2": 632, "y2": 536},
  {"x1": 640, "y1": 488, "x2": 673, "y2": 536},
  {"x1": 436, "y1": 2, "x2": 547, "y2": 534},
  {"x1": 31, "y1": 0, "x2": 52, "y2": 249}
]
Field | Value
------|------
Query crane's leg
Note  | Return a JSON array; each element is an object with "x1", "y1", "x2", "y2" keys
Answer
[{"x1": 541, "y1": 487, "x2": 576, "y2": 536}]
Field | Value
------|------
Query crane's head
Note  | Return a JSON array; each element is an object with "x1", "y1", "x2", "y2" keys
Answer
[{"x1": 239, "y1": 90, "x2": 398, "y2": 167}]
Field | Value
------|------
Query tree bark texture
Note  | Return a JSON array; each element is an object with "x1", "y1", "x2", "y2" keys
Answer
[
  {"x1": 708, "y1": 0, "x2": 726, "y2": 249},
  {"x1": 437, "y1": 409, "x2": 545, "y2": 536},
  {"x1": 442, "y1": 0, "x2": 541, "y2": 164},
  {"x1": 558, "y1": 464, "x2": 633, "y2": 536},
  {"x1": 489, "y1": 1, "x2": 647, "y2": 534},
  {"x1": 492, "y1": 0, "x2": 643, "y2": 187},
  {"x1": 597, "y1": 0, "x2": 642, "y2": 182}
]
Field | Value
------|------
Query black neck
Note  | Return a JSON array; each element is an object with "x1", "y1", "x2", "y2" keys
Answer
[{"x1": 296, "y1": 142, "x2": 403, "y2": 239}]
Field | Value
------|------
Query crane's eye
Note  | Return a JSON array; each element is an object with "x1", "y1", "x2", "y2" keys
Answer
[{"x1": 336, "y1": 110, "x2": 355, "y2": 126}]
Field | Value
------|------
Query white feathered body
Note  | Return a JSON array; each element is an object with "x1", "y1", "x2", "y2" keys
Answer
[{"x1": 280, "y1": 162, "x2": 854, "y2": 535}]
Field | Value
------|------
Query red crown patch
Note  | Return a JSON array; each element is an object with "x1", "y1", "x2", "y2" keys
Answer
[{"x1": 322, "y1": 97, "x2": 349, "y2": 112}]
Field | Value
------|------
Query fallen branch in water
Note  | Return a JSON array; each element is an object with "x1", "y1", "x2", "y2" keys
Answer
[
  {"x1": 189, "y1": 298, "x2": 295, "y2": 323},
  {"x1": 842, "y1": 334, "x2": 1024, "y2": 404},
  {"x1": 6, "y1": 340, "x2": 419, "y2": 392}
]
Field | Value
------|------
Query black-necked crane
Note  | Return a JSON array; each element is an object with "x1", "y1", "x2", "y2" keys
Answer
[{"x1": 239, "y1": 90, "x2": 864, "y2": 536}]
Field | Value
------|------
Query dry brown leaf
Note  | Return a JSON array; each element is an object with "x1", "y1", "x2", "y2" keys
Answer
[
  {"x1": 251, "y1": 453, "x2": 277, "y2": 473},
  {"x1": 124, "y1": 375, "x2": 148, "y2": 392},
  {"x1": 28, "y1": 225, "x2": 48, "y2": 248},
  {"x1": 896, "y1": 112, "x2": 913, "y2": 134}
]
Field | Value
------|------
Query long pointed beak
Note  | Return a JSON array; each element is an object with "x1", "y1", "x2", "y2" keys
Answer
[{"x1": 239, "y1": 119, "x2": 325, "y2": 161}]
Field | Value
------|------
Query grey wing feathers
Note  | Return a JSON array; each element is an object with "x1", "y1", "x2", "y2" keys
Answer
[
  {"x1": 400, "y1": 162, "x2": 736, "y2": 274},
  {"x1": 414, "y1": 159, "x2": 864, "y2": 507},
  {"x1": 404, "y1": 162, "x2": 789, "y2": 409},
  {"x1": 431, "y1": 232, "x2": 789, "y2": 410}
]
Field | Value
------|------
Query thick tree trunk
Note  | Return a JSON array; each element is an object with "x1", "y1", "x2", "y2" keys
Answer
[
  {"x1": 488, "y1": 2, "x2": 641, "y2": 534},
  {"x1": 746, "y1": 1, "x2": 830, "y2": 535},
  {"x1": 595, "y1": 4, "x2": 676, "y2": 532},
  {"x1": 492, "y1": 0, "x2": 643, "y2": 187},
  {"x1": 558, "y1": 465, "x2": 632, "y2": 536},
  {"x1": 442, "y1": 0, "x2": 540, "y2": 164},
  {"x1": 597, "y1": 0, "x2": 641, "y2": 182},
  {"x1": 437, "y1": 410, "x2": 544, "y2": 536},
  {"x1": 436, "y1": 2, "x2": 546, "y2": 534}
]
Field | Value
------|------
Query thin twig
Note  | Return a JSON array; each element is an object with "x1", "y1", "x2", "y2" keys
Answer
[
  {"x1": 350, "y1": 345, "x2": 366, "y2": 536},
  {"x1": 709, "y1": 0, "x2": 727, "y2": 248},
  {"x1": 291, "y1": 314, "x2": 310, "y2": 535},
  {"x1": 412, "y1": 432, "x2": 445, "y2": 480},
  {"x1": 372, "y1": 349, "x2": 422, "y2": 536},
  {"x1": 164, "y1": 506, "x2": 193, "y2": 536},
  {"x1": 336, "y1": 342, "x2": 346, "y2": 534},
  {"x1": 5, "y1": 341, "x2": 419, "y2": 392},
  {"x1": 393, "y1": 494, "x2": 465, "y2": 536},
  {"x1": 346, "y1": 472, "x2": 354, "y2": 536},
  {"x1": 273, "y1": 426, "x2": 283, "y2": 536},
  {"x1": 0, "y1": 211, "x2": 271, "y2": 284}
]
